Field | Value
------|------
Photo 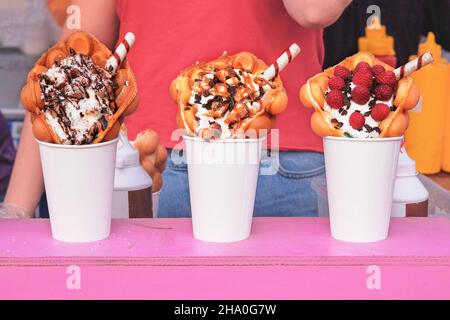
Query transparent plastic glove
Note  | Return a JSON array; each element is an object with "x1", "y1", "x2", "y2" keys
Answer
[{"x1": 0, "y1": 204, "x2": 33, "y2": 219}]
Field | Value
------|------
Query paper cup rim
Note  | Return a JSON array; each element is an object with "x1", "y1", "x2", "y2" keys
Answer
[
  {"x1": 36, "y1": 138, "x2": 119, "y2": 149},
  {"x1": 324, "y1": 135, "x2": 404, "y2": 143},
  {"x1": 183, "y1": 135, "x2": 266, "y2": 144}
]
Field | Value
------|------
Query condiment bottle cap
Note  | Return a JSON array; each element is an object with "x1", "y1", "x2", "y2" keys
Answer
[
  {"x1": 114, "y1": 125, "x2": 152, "y2": 191},
  {"x1": 396, "y1": 147, "x2": 417, "y2": 177},
  {"x1": 358, "y1": 16, "x2": 395, "y2": 56}
]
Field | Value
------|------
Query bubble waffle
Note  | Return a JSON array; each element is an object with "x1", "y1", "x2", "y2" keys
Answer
[
  {"x1": 300, "y1": 52, "x2": 420, "y2": 138},
  {"x1": 169, "y1": 51, "x2": 288, "y2": 140},
  {"x1": 21, "y1": 31, "x2": 138, "y2": 144},
  {"x1": 133, "y1": 129, "x2": 168, "y2": 193}
]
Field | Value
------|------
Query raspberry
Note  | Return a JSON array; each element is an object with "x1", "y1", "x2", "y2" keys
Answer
[
  {"x1": 376, "y1": 70, "x2": 397, "y2": 87},
  {"x1": 353, "y1": 71, "x2": 373, "y2": 88},
  {"x1": 371, "y1": 103, "x2": 391, "y2": 121},
  {"x1": 351, "y1": 85, "x2": 370, "y2": 105},
  {"x1": 328, "y1": 76, "x2": 346, "y2": 90},
  {"x1": 354, "y1": 61, "x2": 372, "y2": 74},
  {"x1": 334, "y1": 65, "x2": 351, "y2": 79},
  {"x1": 349, "y1": 111, "x2": 365, "y2": 130},
  {"x1": 374, "y1": 85, "x2": 394, "y2": 101},
  {"x1": 372, "y1": 65, "x2": 386, "y2": 75},
  {"x1": 326, "y1": 89, "x2": 345, "y2": 109}
]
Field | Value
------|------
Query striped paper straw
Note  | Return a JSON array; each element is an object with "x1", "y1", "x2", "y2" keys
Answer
[
  {"x1": 393, "y1": 51, "x2": 434, "y2": 80},
  {"x1": 106, "y1": 32, "x2": 136, "y2": 74},
  {"x1": 263, "y1": 43, "x2": 301, "y2": 80}
]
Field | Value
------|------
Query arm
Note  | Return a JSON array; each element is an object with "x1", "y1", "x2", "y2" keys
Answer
[
  {"x1": 4, "y1": 113, "x2": 44, "y2": 216},
  {"x1": 3, "y1": 0, "x2": 119, "y2": 217},
  {"x1": 283, "y1": 0, "x2": 352, "y2": 29},
  {"x1": 62, "y1": 0, "x2": 119, "y2": 49}
]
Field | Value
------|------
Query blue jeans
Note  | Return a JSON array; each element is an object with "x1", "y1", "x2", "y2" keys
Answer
[{"x1": 158, "y1": 149, "x2": 325, "y2": 217}]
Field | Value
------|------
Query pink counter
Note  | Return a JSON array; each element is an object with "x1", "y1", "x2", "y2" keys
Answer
[{"x1": 1, "y1": 217, "x2": 450, "y2": 299}]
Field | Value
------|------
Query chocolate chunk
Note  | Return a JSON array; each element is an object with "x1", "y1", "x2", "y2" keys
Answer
[{"x1": 364, "y1": 124, "x2": 373, "y2": 132}]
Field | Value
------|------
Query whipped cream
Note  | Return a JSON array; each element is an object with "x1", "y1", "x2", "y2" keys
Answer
[
  {"x1": 188, "y1": 68, "x2": 267, "y2": 139},
  {"x1": 323, "y1": 83, "x2": 394, "y2": 138},
  {"x1": 40, "y1": 51, "x2": 115, "y2": 144}
]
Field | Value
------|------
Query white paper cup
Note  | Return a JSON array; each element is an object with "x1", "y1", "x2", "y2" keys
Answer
[
  {"x1": 184, "y1": 136, "x2": 263, "y2": 242},
  {"x1": 152, "y1": 190, "x2": 160, "y2": 218},
  {"x1": 323, "y1": 136, "x2": 403, "y2": 243},
  {"x1": 37, "y1": 139, "x2": 118, "y2": 242}
]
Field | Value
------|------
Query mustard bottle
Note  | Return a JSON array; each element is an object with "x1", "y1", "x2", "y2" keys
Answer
[
  {"x1": 442, "y1": 58, "x2": 450, "y2": 173},
  {"x1": 405, "y1": 32, "x2": 449, "y2": 174},
  {"x1": 358, "y1": 17, "x2": 396, "y2": 67}
]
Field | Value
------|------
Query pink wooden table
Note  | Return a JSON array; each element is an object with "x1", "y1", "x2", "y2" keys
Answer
[{"x1": 1, "y1": 217, "x2": 450, "y2": 299}]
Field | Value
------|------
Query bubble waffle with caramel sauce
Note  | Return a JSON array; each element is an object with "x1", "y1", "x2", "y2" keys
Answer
[
  {"x1": 170, "y1": 51, "x2": 288, "y2": 140},
  {"x1": 21, "y1": 31, "x2": 139, "y2": 144},
  {"x1": 300, "y1": 52, "x2": 420, "y2": 138}
]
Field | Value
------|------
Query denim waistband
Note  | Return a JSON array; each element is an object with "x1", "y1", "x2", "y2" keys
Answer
[{"x1": 165, "y1": 148, "x2": 325, "y2": 178}]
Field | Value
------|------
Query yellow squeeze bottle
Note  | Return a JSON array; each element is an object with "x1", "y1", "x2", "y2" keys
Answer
[
  {"x1": 358, "y1": 17, "x2": 396, "y2": 67},
  {"x1": 441, "y1": 55, "x2": 450, "y2": 172},
  {"x1": 405, "y1": 33, "x2": 449, "y2": 174}
]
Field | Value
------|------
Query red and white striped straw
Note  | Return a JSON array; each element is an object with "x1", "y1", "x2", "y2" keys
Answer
[
  {"x1": 263, "y1": 43, "x2": 301, "y2": 80},
  {"x1": 106, "y1": 32, "x2": 136, "y2": 74},
  {"x1": 393, "y1": 51, "x2": 434, "y2": 80}
]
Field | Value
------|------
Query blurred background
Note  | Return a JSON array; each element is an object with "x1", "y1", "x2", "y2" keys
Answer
[{"x1": 0, "y1": 0, "x2": 449, "y2": 212}]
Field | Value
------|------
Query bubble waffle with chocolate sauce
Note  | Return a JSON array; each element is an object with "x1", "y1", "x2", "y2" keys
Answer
[
  {"x1": 300, "y1": 52, "x2": 420, "y2": 138},
  {"x1": 170, "y1": 51, "x2": 288, "y2": 140},
  {"x1": 21, "y1": 31, "x2": 138, "y2": 144}
]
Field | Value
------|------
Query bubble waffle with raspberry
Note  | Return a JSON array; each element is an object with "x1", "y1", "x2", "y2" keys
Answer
[
  {"x1": 170, "y1": 52, "x2": 288, "y2": 140},
  {"x1": 300, "y1": 52, "x2": 420, "y2": 138},
  {"x1": 21, "y1": 31, "x2": 138, "y2": 144}
]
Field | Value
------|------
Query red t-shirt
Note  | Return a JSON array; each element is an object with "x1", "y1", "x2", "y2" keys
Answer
[{"x1": 117, "y1": 0, "x2": 323, "y2": 152}]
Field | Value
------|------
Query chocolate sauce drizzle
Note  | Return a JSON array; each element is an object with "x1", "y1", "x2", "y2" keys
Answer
[{"x1": 39, "y1": 49, "x2": 115, "y2": 144}]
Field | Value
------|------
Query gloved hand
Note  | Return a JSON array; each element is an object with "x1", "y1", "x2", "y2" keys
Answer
[{"x1": 0, "y1": 204, "x2": 33, "y2": 219}]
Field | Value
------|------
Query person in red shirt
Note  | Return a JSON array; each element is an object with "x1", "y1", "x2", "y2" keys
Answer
[{"x1": 3, "y1": 0, "x2": 351, "y2": 218}]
